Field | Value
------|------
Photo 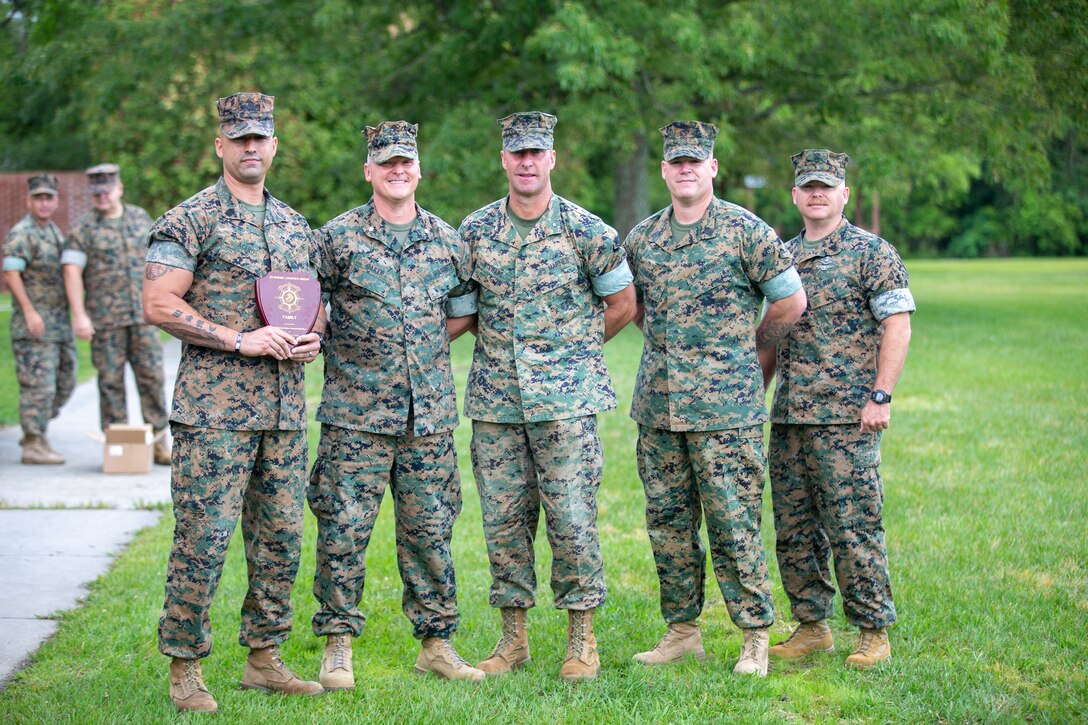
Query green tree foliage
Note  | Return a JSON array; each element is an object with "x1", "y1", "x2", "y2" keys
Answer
[{"x1": 1, "y1": 0, "x2": 1084, "y2": 254}]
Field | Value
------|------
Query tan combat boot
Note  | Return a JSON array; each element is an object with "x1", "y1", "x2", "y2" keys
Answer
[
  {"x1": 414, "y1": 637, "x2": 486, "y2": 681},
  {"x1": 168, "y1": 657, "x2": 217, "y2": 714},
  {"x1": 319, "y1": 633, "x2": 354, "y2": 690},
  {"x1": 240, "y1": 645, "x2": 324, "y2": 695},
  {"x1": 558, "y1": 608, "x2": 599, "y2": 682},
  {"x1": 845, "y1": 627, "x2": 890, "y2": 668},
  {"x1": 633, "y1": 620, "x2": 706, "y2": 665},
  {"x1": 477, "y1": 607, "x2": 531, "y2": 675},
  {"x1": 153, "y1": 430, "x2": 171, "y2": 466},
  {"x1": 733, "y1": 627, "x2": 770, "y2": 677},
  {"x1": 769, "y1": 620, "x2": 834, "y2": 659},
  {"x1": 20, "y1": 434, "x2": 64, "y2": 465}
]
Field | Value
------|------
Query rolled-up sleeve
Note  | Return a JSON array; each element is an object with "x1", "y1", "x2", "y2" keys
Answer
[
  {"x1": 759, "y1": 266, "x2": 802, "y2": 302},
  {"x1": 60, "y1": 249, "x2": 88, "y2": 268},
  {"x1": 590, "y1": 259, "x2": 633, "y2": 297},
  {"x1": 870, "y1": 288, "x2": 915, "y2": 320}
]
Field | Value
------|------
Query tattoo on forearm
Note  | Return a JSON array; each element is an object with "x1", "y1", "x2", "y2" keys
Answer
[
  {"x1": 756, "y1": 321, "x2": 794, "y2": 350},
  {"x1": 160, "y1": 310, "x2": 224, "y2": 349},
  {"x1": 145, "y1": 263, "x2": 171, "y2": 281}
]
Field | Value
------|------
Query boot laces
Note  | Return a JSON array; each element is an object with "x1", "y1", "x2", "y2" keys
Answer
[
  {"x1": 267, "y1": 646, "x2": 289, "y2": 673},
  {"x1": 183, "y1": 660, "x2": 202, "y2": 690},
  {"x1": 653, "y1": 624, "x2": 684, "y2": 652},
  {"x1": 331, "y1": 634, "x2": 350, "y2": 669},
  {"x1": 435, "y1": 639, "x2": 469, "y2": 667},
  {"x1": 490, "y1": 610, "x2": 521, "y2": 656},
  {"x1": 785, "y1": 622, "x2": 817, "y2": 645},
  {"x1": 856, "y1": 630, "x2": 877, "y2": 655},
  {"x1": 569, "y1": 612, "x2": 587, "y2": 656},
  {"x1": 740, "y1": 633, "x2": 763, "y2": 661}
]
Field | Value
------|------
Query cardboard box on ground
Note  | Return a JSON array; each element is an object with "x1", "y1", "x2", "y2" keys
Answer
[{"x1": 103, "y1": 424, "x2": 153, "y2": 474}]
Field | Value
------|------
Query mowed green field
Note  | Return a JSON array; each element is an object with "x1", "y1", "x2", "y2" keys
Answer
[{"x1": 1, "y1": 258, "x2": 1085, "y2": 722}]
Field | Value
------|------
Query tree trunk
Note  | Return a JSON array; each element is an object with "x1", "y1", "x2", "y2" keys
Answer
[
  {"x1": 613, "y1": 132, "x2": 650, "y2": 240},
  {"x1": 870, "y1": 189, "x2": 881, "y2": 237}
]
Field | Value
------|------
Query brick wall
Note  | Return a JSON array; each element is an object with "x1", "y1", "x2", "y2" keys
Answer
[{"x1": 1, "y1": 171, "x2": 94, "y2": 293}]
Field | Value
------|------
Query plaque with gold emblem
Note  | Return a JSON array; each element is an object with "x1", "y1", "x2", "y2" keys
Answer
[{"x1": 255, "y1": 271, "x2": 321, "y2": 336}]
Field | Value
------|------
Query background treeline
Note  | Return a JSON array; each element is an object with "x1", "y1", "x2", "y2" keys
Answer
[{"x1": 1, "y1": 0, "x2": 1085, "y2": 255}]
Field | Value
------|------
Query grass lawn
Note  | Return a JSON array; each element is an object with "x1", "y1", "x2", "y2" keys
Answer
[
  {"x1": 1, "y1": 258, "x2": 1085, "y2": 722},
  {"x1": 0, "y1": 293, "x2": 95, "y2": 426}
]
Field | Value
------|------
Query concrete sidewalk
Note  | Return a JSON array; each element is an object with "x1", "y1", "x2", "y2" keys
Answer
[{"x1": 0, "y1": 337, "x2": 179, "y2": 689}]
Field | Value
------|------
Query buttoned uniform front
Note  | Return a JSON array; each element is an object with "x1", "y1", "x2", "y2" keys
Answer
[
  {"x1": 314, "y1": 200, "x2": 469, "y2": 437},
  {"x1": 63, "y1": 204, "x2": 168, "y2": 431},
  {"x1": 148, "y1": 176, "x2": 315, "y2": 658},
  {"x1": 460, "y1": 193, "x2": 630, "y2": 610},
  {"x1": 625, "y1": 197, "x2": 799, "y2": 629},
  {"x1": 769, "y1": 217, "x2": 914, "y2": 629},
  {"x1": 2, "y1": 214, "x2": 77, "y2": 438},
  {"x1": 463, "y1": 194, "x2": 623, "y2": 423},
  {"x1": 307, "y1": 199, "x2": 476, "y2": 640}
]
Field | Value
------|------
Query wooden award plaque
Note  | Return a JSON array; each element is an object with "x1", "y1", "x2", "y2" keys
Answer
[{"x1": 255, "y1": 271, "x2": 321, "y2": 336}]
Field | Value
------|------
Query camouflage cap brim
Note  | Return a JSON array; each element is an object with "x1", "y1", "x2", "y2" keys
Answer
[
  {"x1": 795, "y1": 171, "x2": 844, "y2": 187},
  {"x1": 505, "y1": 133, "x2": 554, "y2": 152},
  {"x1": 221, "y1": 118, "x2": 275, "y2": 140},
  {"x1": 369, "y1": 143, "x2": 419, "y2": 164},
  {"x1": 88, "y1": 182, "x2": 117, "y2": 195},
  {"x1": 663, "y1": 144, "x2": 712, "y2": 162}
]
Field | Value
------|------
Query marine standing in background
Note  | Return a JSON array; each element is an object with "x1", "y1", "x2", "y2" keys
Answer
[
  {"x1": 143, "y1": 92, "x2": 325, "y2": 714},
  {"x1": 2, "y1": 174, "x2": 77, "y2": 465},
  {"x1": 460, "y1": 111, "x2": 636, "y2": 682},
  {"x1": 62, "y1": 163, "x2": 171, "y2": 464},
  {"x1": 624, "y1": 122, "x2": 806, "y2": 677},
  {"x1": 767, "y1": 149, "x2": 914, "y2": 668},
  {"x1": 308, "y1": 120, "x2": 484, "y2": 687}
]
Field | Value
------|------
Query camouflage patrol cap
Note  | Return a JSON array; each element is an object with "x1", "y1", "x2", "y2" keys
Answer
[
  {"x1": 27, "y1": 174, "x2": 59, "y2": 197},
  {"x1": 791, "y1": 148, "x2": 850, "y2": 187},
  {"x1": 660, "y1": 121, "x2": 718, "y2": 161},
  {"x1": 497, "y1": 111, "x2": 557, "y2": 152},
  {"x1": 216, "y1": 92, "x2": 275, "y2": 139},
  {"x1": 364, "y1": 120, "x2": 419, "y2": 163},
  {"x1": 86, "y1": 163, "x2": 121, "y2": 194}
]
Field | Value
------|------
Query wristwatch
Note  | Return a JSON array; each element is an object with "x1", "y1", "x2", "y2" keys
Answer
[{"x1": 870, "y1": 389, "x2": 892, "y2": 404}]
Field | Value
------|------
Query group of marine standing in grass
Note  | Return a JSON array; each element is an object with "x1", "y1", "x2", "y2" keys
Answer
[{"x1": 7, "y1": 90, "x2": 915, "y2": 715}]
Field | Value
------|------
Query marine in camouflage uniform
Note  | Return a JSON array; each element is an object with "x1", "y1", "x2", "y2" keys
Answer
[
  {"x1": 307, "y1": 120, "x2": 483, "y2": 686},
  {"x1": 460, "y1": 111, "x2": 636, "y2": 681},
  {"x1": 144, "y1": 92, "x2": 325, "y2": 714},
  {"x1": 767, "y1": 149, "x2": 914, "y2": 669},
  {"x1": 2, "y1": 174, "x2": 77, "y2": 465},
  {"x1": 625, "y1": 122, "x2": 806, "y2": 676},
  {"x1": 62, "y1": 163, "x2": 170, "y2": 464}
]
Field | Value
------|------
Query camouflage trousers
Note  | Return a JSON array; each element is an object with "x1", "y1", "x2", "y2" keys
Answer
[
  {"x1": 158, "y1": 424, "x2": 307, "y2": 658},
  {"x1": 12, "y1": 337, "x2": 77, "y2": 437},
  {"x1": 308, "y1": 423, "x2": 462, "y2": 639},
  {"x1": 471, "y1": 416, "x2": 606, "y2": 611},
  {"x1": 769, "y1": 424, "x2": 896, "y2": 629},
  {"x1": 636, "y1": 424, "x2": 774, "y2": 629},
  {"x1": 91, "y1": 324, "x2": 167, "y2": 431}
]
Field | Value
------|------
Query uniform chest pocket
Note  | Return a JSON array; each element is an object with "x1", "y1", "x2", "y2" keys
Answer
[
  {"x1": 806, "y1": 275, "x2": 856, "y2": 310},
  {"x1": 534, "y1": 254, "x2": 581, "y2": 296},
  {"x1": 211, "y1": 239, "x2": 268, "y2": 278},
  {"x1": 424, "y1": 263, "x2": 460, "y2": 302},
  {"x1": 473, "y1": 258, "x2": 513, "y2": 299},
  {"x1": 693, "y1": 259, "x2": 746, "y2": 300},
  {"x1": 275, "y1": 233, "x2": 313, "y2": 274},
  {"x1": 347, "y1": 263, "x2": 391, "y2": 300}
]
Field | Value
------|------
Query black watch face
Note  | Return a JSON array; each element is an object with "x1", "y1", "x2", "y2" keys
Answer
[{"x1": 871, "y1": 390, "x2": 890, "y2": 404}]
